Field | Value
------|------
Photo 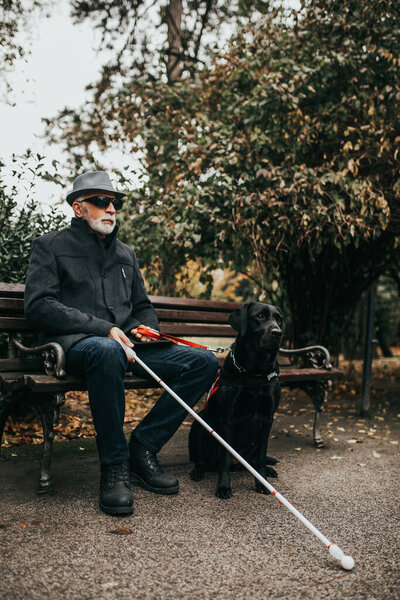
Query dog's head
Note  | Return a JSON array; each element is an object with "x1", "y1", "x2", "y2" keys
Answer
[{"x1": 228, "y1": 302, "x2": 285, "y2": 351}]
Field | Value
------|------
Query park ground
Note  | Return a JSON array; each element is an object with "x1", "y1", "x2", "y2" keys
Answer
[{"x1": 1, "y1": 356, "x2": 399, "y2": 599}]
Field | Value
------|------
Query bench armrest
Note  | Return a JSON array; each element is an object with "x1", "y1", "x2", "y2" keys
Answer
[
  {"x1": 279, "y1": 345, "x2": 332, "y2": 370},
  {"x1": 12, "y1": 338, "x2": 67, "y2": 378}
]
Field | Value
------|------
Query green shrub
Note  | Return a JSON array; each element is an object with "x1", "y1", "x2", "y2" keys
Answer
[
  {"x1": 0, "y1": 155, "x2": 67, "y2": 283},
  {"x1": 0, "y1": 154, "x2": 67, "y2": 356}
]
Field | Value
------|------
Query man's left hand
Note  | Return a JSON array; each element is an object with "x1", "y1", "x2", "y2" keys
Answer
[{"x1": 131, "y1": 326, "x2": 153, "y2": 343}]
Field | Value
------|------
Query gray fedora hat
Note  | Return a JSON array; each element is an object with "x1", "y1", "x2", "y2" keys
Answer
[{"x1": 66, "y1": 171, "x2": 126, "y2": 205}]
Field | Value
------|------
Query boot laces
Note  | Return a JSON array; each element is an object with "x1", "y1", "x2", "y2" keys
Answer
[
  {"x1": 145, "y1": 450, "x2": 162, "y2": 472},
  {"x1": 104, "y1": 462, "x2": 130, "y2": 484}
]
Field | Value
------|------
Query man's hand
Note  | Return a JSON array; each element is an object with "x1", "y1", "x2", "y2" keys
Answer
[
  {"x1": 131, "y1": 326, "x2": 153, "y2": 343},
  {"x1": 108, "y1": 326, "x2": 135, "y2": 362}
]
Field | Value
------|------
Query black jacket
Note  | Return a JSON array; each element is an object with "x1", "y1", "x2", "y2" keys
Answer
[{"x1": 25, "y1": 217, "x2": 159, "y2": 354}]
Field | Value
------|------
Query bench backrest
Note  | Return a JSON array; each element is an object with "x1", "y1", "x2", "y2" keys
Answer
[{"x1": 0, "y1": 283, "x2": 240, "y2": 338}]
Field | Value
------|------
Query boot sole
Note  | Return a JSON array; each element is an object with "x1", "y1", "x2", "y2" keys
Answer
[
  {"x1": 99, "y1": 501, "x2": 134, "y2": 516},
  {"x1": 130, "y1": 473, "x2": 179, "y2": 495}
]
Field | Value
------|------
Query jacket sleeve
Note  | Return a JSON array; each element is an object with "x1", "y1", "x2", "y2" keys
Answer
[
  {"x1": 25, "y1": 236, "x2": 114, "y2": 337},
  {"x1": 130, "y1": 250, "x2": 160, "y2": 331}
]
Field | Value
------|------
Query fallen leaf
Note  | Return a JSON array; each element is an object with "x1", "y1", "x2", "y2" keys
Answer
[
  {"x1": 358, "y1": 463, "x2": 367, "y2": 467},
  {"x1": 390, "y1": 441, "x2": 399, "y2": 445},
  {"x1": 373, "y1": 451, "x2": 381, "y2": 458},
  {"x1": 346, "y1": 439, "x2": 357, "y2": 444},
  {"x1": 294, "y1": 447, "x2": 302, "y2": 451},
  {"x1": 109, "y1": 526, "x2": 134, "y2": 535},
  {"x1": 330, "y1": 456, "x2": 344, "y2": 460}
]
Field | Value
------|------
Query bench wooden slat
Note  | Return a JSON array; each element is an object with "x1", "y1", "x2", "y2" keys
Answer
[
  {"x1": 155, "y1": 308, "x2": 232, "y2": 323},
  {"x1": 0, "y1": 319, "x2": 235, "y2": 336},
  {"x1": 0, "y1": 358, "x2": 44, "y2": 372},
  {"x1": 23, "y1": 367, "x2": 342, "y2": 393},
  {"x1": 0, "y1": 283, "x2": 25, "y2": 296},
  {"x1": 0, "y1": 317, "x2": 34, "y2": 331},
  {"x1": 159, "y1": 323, "x2": 235, "y2": 337},
  {"x1": 279, "y1": 367, "x2": 342, "y2": 382},
  {"x1": 24, "y1": 374, "x2": 161, "y2": 392},
  {"x1": 0, "y1": 298, "x2": 25, "y2": 312},
  {"x1": 150, "y1": 295, "x2": 241, "y2": 311},
  {"x1": 0, "y1": 372, "x2": 27, "y2": 391}
]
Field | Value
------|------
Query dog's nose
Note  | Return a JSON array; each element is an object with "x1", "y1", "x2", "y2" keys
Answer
[{"x1": 270, "y1": 327, "x2": 282, "y2": 337}]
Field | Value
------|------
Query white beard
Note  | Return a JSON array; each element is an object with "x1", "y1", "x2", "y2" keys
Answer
[{"x1": 81, "y1": 204, "x2": 116, "y2": 236}]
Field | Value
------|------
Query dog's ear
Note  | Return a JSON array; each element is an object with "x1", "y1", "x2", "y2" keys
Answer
[
  {"x1": 276, "y1": 306, "x2": 286, "y2": 332},
  {"x1": 228, "y1": 303, "x2": 254, "y2": 335}
]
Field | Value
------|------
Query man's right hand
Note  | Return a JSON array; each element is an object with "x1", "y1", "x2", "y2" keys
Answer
[{"x1": 108, "y1": 326, "x2": 135, "y2": 363}]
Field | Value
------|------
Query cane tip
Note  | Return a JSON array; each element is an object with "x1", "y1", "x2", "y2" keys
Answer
[{"x1": 341, "y1": 555, "x2": 355, "y2": 570}]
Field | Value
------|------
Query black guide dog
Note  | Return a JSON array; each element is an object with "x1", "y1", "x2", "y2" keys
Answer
[{"x1": 189, "y1": 302, "x2": 285, "y2": 499}]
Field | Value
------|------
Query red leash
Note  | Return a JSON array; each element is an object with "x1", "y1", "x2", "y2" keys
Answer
[{"x1": 136, "y1": 325, "x2": 228, "y2": 354}]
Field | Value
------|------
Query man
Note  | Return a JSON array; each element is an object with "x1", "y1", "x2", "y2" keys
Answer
[{"x1": 25, "y1": 171, "x2": 219, "y2": 516}]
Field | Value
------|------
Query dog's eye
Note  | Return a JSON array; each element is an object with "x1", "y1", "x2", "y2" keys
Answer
[{"x1": 256, "y1": 313, "x2": 264, "y2": 320}]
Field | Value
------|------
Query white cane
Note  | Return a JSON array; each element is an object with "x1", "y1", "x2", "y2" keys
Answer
[{"x1": 127, "y1": 346, "x2": 355, "y2": 571}]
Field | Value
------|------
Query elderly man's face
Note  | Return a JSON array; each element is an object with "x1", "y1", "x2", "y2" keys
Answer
[{"x1": 72, "y1": 192, "x2": 117, "y2": 237}]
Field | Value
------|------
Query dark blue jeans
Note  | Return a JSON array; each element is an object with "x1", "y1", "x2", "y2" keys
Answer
[{"x1": 66, "y1": 337, "x2": 219, "y2": 464}]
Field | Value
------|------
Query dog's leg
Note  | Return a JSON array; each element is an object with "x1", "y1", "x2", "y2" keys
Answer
[
  {"x1": 253, "y1": 422, "x2": 276, "y2": 494},
  {"x1": 263, "y1": 420, "x2": 279, "y2": 478},
  {"x1": 216, "y1": 428, "x2": 233, "y2": 499}
]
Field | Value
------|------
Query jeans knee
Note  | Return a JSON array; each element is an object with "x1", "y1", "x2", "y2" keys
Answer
[
  {"x1": 87, "y1": 337, "x2": 127, "y2": 371},
  {"x1": 191, "y1": 349, "x2": 219, "y2": 380}
]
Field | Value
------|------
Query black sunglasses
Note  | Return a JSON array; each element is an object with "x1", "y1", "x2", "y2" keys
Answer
[{"x1": 82, "y1": 195, "x2": 123, "y2": 210}]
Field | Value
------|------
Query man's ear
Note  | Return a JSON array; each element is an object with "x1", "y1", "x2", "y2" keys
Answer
[
  {"x1": 72, "y1": 201, "x2": 84, "y2": 218},
  {"x1": 228, "y1": 303, "x2": 253, "y2": 335}
]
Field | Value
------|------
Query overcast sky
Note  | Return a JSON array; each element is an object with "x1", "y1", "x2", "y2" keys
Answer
[
  {"x1": 1, "y1": 1, "x2": 299, "y2": 215},
  {"x1": 1, "y1": 2, "x2": 108, "y2": 215}
]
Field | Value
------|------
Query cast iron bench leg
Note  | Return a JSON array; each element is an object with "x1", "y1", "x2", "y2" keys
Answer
[
  {"x1": 35, "y1": 392, "x2": 65, "y2": 495},
  {"x1": 298, "y1": 381, "x2": 330, "y2": 448},
  {"x1": 0, "y1": 389, "x2": 19, "y2": 453}
]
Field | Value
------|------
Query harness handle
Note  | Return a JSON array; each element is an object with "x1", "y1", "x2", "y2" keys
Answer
[{"x1": 136, "y1": 325, "x2": 229, "y2": 354}]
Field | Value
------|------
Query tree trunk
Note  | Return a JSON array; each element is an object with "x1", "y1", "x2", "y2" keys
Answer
[
  {"x1": 277, "y1": 237, "x2": 390, "y2": 355},
  {"x1": 166, "y1": 0, "x2": 183, "y2": 82}
]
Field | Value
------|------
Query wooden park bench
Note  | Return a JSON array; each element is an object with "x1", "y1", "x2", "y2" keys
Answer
[{"x1": 0, "y1": 282, "x2": 342, "y2": 494}]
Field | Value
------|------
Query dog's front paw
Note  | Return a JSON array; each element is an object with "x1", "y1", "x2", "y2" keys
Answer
[
  {"x1": 255, "y1": 480, "x2": 272, "y2": 495},
  {"x1": 216, "y1": 486, "x2": 233, "y2": 499},
  {"x1": 265, "y1": 466, "x2": 278, "y2": 478},
  {"x1": 265, "y1": 456, "x2": 279, "y2": 466},
  {"x1": 190, "y1": 466, "x2": 205, "y2": 481}
]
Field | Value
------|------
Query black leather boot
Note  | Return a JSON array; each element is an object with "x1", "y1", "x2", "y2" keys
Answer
[
  {"x1": 129, "y1": 439, "x2": 179, "y2": 495},
  {"x1": 99, "y1": 461, "x2": 134, "y2": 516}
]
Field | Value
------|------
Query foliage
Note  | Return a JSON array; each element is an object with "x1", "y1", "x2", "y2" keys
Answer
[
  {"x1": 0, "y1": 0, "x2": 50, "y2": 103},
  {"x1": 46, "y1": 0, "x2": 400, "y2": 351},
  {"x1": 0, "y1": 152, "x2": 67, "y2": 283},
  {"x1": 122, "y1": 0, "x2": 400, "y2": 350},
  {"x1": 44, "y1": 0, "x2": 272, "y2": 170},
  {"x1": 69, "y1": 0, "x2": 265, "y2": 77}
]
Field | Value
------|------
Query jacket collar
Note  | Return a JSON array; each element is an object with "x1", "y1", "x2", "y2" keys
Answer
[{"x1": 70, "y1": 217, "x2": 119, "y2": 246}]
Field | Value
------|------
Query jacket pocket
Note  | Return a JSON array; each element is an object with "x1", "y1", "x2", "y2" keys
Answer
[{"x1": 119, "y1": 263, "x2": 133, "y2": 300}]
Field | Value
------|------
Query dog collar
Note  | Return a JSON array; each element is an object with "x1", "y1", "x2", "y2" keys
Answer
[{"x1": 230, "y1": 349, "x2": 278, "y2": 381}]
